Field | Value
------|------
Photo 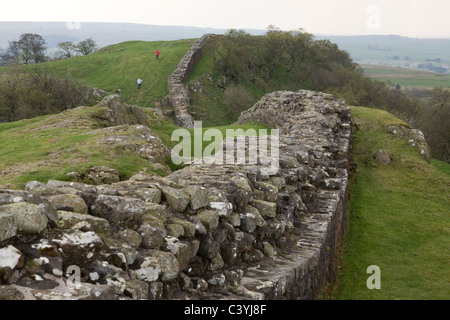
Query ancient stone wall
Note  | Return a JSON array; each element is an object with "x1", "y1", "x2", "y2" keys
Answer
[
  {"x1": 0, "y1": 90, "x2": 351, "y2": 300},
  {"x1": 168, "y1": 34, "x2": 216, "y2": 128}
]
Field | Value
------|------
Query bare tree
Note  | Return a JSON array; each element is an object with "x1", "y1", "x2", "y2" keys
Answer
[{"x1": 0, "y1": 41, "x2": 22, "y2": 65}]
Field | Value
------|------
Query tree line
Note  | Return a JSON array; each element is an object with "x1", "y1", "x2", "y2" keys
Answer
[
  {"x1": 0, "y1": 33, "x2": 97, "y2": 66},
  {"x1": 199, "y1": 28, "x2": 450, "y2": 162}
]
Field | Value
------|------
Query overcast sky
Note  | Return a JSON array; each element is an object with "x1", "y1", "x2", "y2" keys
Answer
[{"x1": 1, "y1": 0, "x2": 449, "y2": 38}]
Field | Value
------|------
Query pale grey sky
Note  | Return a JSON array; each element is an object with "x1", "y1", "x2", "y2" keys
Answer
[{"x1": 1, "y1": 0, "x2": 449, "y2": 38}]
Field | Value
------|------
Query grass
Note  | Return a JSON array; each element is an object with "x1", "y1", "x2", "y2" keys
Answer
[
  {"x1": 330, "y1": 106, "x2": 450, "y2": 300},
  {"x1": 0, "y1": 107, "x2": 156, "y2": 188},
  {"x1": 0, "y1": 102, "x2": 273, "y2": 189},
  {"x1": 13, "y1": 39, "x2": 195, "y2": 109},
  {"x1": 0, "y1": 38, "x2": 277, "y2": 188},
  {"x1": 362, "y1": 65, "x2": 450, "y2": 89}
]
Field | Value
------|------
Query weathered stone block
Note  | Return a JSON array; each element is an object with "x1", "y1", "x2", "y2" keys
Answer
[
  {"x1": 0, "y1": 202, "x2": 48, "y2": 235},
  {"x1": 160, "y1": 186, "x2": 190, "y2": 213},
  {"x1": 0, "y1": 212, "x2": 17, "y2": 242},
  {"x1": 53, "y1": 230, "x2": 104, "y2": 268},
  {"x1": 184, "y1": 186, "x2": 209, "y2": 210},
  {"x1": 144, "y1": 203, "x2": 169, "y2": 222},
  {"x1": 49, "y1": 194, "x2": 88, "y2": 214},
  {"x1": 91, "y1": 195, "x2": 144, "y2": 228},
  {"x1": 134, "y1": 188, "x2": 162, "y2": 204},
  {"x1": 166, "y1": 241, "x2": 192, "y2": 270},
  {"x1": 169, "y1": 218, "x2": 196, "y2": 238},
  {"x1": 137, "y1": 222, "x2": 166, "y2": 250},
  {"x1": 252, "y1": 200, "x2": 276, "y2": 219},
  {"x1": 56, "y1": 210, "x2": 110, "y2": 234},
  {"x1": 196, "y1": 210, "x2": 219, "y2": 230}
]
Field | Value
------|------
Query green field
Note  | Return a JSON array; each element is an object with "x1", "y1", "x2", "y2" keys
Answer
[
  {"x1": 362, "y1": 64, "x2": 450, "y2": 89},
  {"x1": 7, "y1": 39, "x2": 195, "y2": 109},
  {"x1": 330, "y1": 107, "x2": 450, "y2": 300}
]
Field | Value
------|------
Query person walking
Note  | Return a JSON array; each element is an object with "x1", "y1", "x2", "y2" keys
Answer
[
  {"x1": 137, "y1": 78, "x2": 143, "y2": 90},
  {"x1": 155, "y1": 49, "x2": 160, "y2": 59}
]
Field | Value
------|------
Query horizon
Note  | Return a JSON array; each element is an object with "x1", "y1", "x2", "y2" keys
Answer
[
  {"x1": 1, "y1": 0, "x2": 450, "y2": 39},
  {"x1": 1, "y1": 21, "x2": 450, "y2": 41}
]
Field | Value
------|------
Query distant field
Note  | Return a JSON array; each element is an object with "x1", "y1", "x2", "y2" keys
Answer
[{"x1": 362, "y1": 65, "x2": 450, "y2": 89}]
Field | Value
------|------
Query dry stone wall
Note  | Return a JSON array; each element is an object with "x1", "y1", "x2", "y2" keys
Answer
[
  {"x1": 168, "y1": 34, "x2": 216, "y2": 128},
  {"x1": 0, "y1": 90, "x2": 351, "y2": 300}
]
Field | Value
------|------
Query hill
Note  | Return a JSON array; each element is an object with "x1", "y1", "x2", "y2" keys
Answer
[
  {"x1": 330, "y1": 106, "x2": 450, "y2": 299},
  {"x1": 13, "y1": 39, "x2": 194, "y2": 111},
  {"x1": 0, "y1": 95, "x2": 177, "y2": 188}
]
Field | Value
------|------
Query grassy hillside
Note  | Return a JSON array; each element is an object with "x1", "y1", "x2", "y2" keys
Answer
[
  {"x1": 0, "y1": 104, "x2": 170, "y2": 188},
  {"x1": 19, "y1": 39, "x2": 195, "y2": 109},
  {"x1": 330, "y1": 107, "x2": 450, "y2": 300},
  {"x1": 0, "y1": 103, "x2": 271, "y2": 189},
  {"x1": 0, "y1": 38, "x2": 275, "y2": 188}
]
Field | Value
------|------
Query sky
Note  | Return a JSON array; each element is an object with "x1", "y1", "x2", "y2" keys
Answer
[{"x1": 1, "y1": 0, "x2": 449, "y2": 38}]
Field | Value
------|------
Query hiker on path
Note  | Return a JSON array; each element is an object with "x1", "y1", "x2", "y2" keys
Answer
[
  {"x1": 155, "y1": 49, "x2": 160, "y2": 59},
  {"x1": 137, "y1": 78, "x2": 143, "y2": 90}
]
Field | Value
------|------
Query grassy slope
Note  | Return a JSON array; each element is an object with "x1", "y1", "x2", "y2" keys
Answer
[
  {"x1": 0, "y1": 40, "x2": 194, "y2": 188},
  {"x1": 330, "y1": 107, "x2": 450, "y2": 300},
  {"x1": 0, "y1": 39, "x2": 272, "y2": 188},
  {"x1": 186, "y1": 52, "x2": 293, "y2": 127},
  {"x1": 21, "y1": 40, "x2": 195, "y2": 109},
  {"x1": 0, "y1": 105, "x2": 174, "y2": 188}
]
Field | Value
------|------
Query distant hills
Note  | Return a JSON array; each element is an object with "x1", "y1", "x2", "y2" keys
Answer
[
  {"x1": 0, "y1": 21, "x2": 264, "y2": 51},
  {"x1": 316, "y1": 34, "x2": 450, "y2": 73}
]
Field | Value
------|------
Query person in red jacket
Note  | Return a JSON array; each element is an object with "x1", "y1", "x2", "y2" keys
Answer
[{"x1": 155, "y1": 49, "x2": 160, "y2": 59}]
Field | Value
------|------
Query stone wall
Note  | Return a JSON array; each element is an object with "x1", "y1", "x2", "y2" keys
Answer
[
  {"x1": 0, "y1": 90, "x2": 351, "y2": 300},
  {"x1": 168, "y1": 34, "x2": 216, "y2": 128}
]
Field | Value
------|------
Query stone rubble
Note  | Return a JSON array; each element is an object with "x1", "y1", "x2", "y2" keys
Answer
[{"x1": 0, "y1": 90, "x2": 351, "y2": 300}]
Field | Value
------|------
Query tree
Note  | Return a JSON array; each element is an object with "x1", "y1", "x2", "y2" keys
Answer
[
  {"x1": 224, "y1": 84, "x2": 254, "y2": 116},
  {"x1": 76, "y1": 38, "x2": 97, "y2": 55},
  {"x1": 0, "y1": 41, "x2": 22, "y2": 66},
  {"x1": 18, "y1": 33, "x2": 48, "y2": 64},
  {"x1": 0, "y1": 34, "x2": 48, "y2": 65},
  {"x1": 431, "y1": 87, "x2": 450, "y2": 110},
  {"x1": 57, "y1": 41, "x2": 77, "y2": 59}
]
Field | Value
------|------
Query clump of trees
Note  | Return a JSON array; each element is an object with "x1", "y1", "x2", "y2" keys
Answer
[
  {"x1": 57, "y1": 38, "x2": 97, "y2": 59},
  {"x1": 0, "y1": 67, "x2": 92, "y2": 122},
  {"x1": 0, "y1": 33, "x2": 48, "y2": 66},
  {"x1": 0, "y1": 34, "x2": 97, "y2": 66}
]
